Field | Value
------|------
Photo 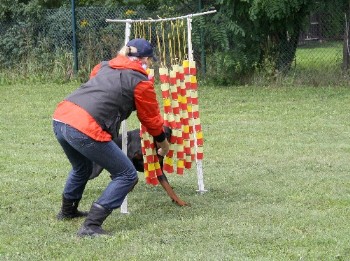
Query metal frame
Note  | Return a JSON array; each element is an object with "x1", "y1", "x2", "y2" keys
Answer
[{"x1": 107, "y1": 10, "x2": 216, "y2": 213}]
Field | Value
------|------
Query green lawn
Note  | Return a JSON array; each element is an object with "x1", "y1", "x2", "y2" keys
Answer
[
  {"x1": 295, "y1": 41, "x2": 343, "y2": 70},
  {"x1": 1, "y1": 82, "x2": 350, "y2": 260}
]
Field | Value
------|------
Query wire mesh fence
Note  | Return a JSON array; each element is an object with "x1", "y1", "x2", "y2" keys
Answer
[
  {"x1": 0, "y1": 5, "x2": 348, "y2": 84},
  {"x1": 0, "y1": 6, "x2": 205, "y2": 80},
  {"x1": 296, "y1": 6, "x2": 345, "y2": 69}
]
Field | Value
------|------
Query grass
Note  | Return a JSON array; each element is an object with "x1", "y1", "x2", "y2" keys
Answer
[
  {"x1": 295, "y1": 41, "x2": 343, "y2": 70},
  {"x1": 279, "y1": 41, "x2": 350, "y2": 87},
  {"x1": 1, "y1": 82, "x2": 350, "y2": 260}
]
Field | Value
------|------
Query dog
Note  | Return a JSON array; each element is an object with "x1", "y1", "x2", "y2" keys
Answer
[{"x1": 89, "y1": 127, "x2": 189, "y2": 206}]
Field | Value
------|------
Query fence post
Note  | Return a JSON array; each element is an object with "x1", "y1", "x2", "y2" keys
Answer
[
  {"x1": 344, "y1": 3, "x2": 350, "y2": 70},
  {"x1": 71, "y1": 0, "x2": 78, "y2": 74}
]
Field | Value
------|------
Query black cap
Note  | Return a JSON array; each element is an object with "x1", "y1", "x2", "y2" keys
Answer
[{"x1": 127, "y1": 38, "x2": 157, "y2": 61}]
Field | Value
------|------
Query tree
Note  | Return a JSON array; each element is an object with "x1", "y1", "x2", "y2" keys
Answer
[
  {"x1": 204, "y1": 0, "x2": 349, "y2": 83},
  {"x1": 1, "y1": 0, "x2": 347, "y2": 83},
  {"x1": 202, "y1": 0, "x2": 315, "y2": 83}
]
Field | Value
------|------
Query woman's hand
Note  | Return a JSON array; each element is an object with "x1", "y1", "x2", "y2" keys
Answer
[{"x1": 156, "y1": 139, "x2": 170, "y2": 157}]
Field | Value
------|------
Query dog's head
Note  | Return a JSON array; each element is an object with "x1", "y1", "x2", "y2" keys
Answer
[{"x1": 90, "y1": 126, "x2": 172, "y2": 180}]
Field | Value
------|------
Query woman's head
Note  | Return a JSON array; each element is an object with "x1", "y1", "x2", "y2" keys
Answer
[
  {"x1": 127, "y1": 38, "x2": 156, "y2": 59},
  {"x1": 120, "y1": 38, "x2": 155, "y2": 58},
  {"x1": 119, "y1": 38, "x2": 156, "y2": 69}
]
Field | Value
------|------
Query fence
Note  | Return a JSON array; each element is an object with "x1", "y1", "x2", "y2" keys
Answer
[
  {"x1": 296, "y1": 7, "x2": 347, "y2": 67},
  {"x1": 0, "y1": 5, "x2": 348, "y2": 84}
]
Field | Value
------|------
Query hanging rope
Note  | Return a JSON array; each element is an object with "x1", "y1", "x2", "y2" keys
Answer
[
  {"x1": 107, "y1": 12, "x2": 215, "y2": 183},
  {"x1": 182, "y1": 20, "x2": 187, "y2": 60},
  {"x1": 168, "y1": 32, "x2": 173, "y2": 65},
  {"x1": 161, "y1": 21, "x2": 166, "y2": 66},
  {"x1": 176, "y1": 20, "x2": 182, "y2": 62},
  {"x1": 142, "y1": 22, "x2": 146, "y2": 38},
  {"x1": 148, "y1": 21, "x2": 152, "y2": 42},
  {"x1": 171, "y1": 21, "x2": 177, "y2": 64},
  {"x1": 133, "y1": 23, "x2": 137, "y2": 38},
  {"x1": 156, "y1": 24, "x2": 163, "y2": 66}
]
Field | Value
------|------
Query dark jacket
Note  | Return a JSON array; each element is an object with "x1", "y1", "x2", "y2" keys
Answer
[{"x1": 53, "y1": 55, "x2": 165, "y2": 142}]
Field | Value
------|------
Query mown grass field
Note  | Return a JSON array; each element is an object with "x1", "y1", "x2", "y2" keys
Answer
[
  {"x1": 1, "y1": 82, "x2": 350, "y2": 260},
  {"x1": 296, "y1": 41, "x2": 343, "y2": 70},
  {"x1": 285, "y1": 41, "x2": 348, "y2": 87}
]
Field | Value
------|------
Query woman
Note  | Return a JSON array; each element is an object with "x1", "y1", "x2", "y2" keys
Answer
[{"x1": 52, "y1": 38, "x2": 169, "y2": 237}]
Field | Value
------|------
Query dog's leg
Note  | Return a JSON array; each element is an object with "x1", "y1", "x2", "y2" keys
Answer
[{"x1": 88, "y1": 128, "x2": 190, "y2": 207}]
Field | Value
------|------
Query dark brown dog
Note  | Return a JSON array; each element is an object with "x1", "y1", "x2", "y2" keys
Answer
[{"x1": 89, "y1": 128, "x2": 189, "y2": 206}]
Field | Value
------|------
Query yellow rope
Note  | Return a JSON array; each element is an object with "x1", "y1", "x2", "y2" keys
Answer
[
  {"x1": 136, "y1": 22, "x2": 139, "y2": 39},
  {"x1": 168, "y1": 32, "x2": 173, "y2": 65},
  {"x1": 171, "y1": 21, "x2": 176, "y2": 64},
  {"x1": 136, "y1": 22, "x2": 141, "y2": 39},
  {"x1": 161, "y1": 22, "x2": 166, "y2": 66},
  {"x1": 130, "y1": 19, "x2": 189, "y2": 66},
  {"x1": 148, "y1": 22, "x2": 152, "y2": 42},
  {"x1": 182, "y1": 20, "x2": 187, "y2": 60},
  {"x1": 176, "y1": 20, "x2": 182, "y2": 62},
  {"x1": 156, "y1": 24, "x2": 163, "y2": 66},
  {"x1": 133, "y1": 22, "x2": 137, "y2": 39},
  {"x1": 139, "y1": 22, "x2": 143, "y2": 38},
  {"x1": 142, "y1": 22, "x2": 146, "y2": 38},
  {"x1": 137, "y1": 22, "x2": 141, "y2": 38}
]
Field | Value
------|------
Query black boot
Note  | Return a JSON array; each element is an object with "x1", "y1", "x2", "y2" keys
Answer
[
  {"x1": 57, "y1": 195, "x2": 88, "y2": 220},
  {"x1": 77, "y1": 203, "x2": 112, "y2": 237}
]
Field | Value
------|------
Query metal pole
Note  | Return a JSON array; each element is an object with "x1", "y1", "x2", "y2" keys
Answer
[
  {"x1": 187, "y1": 16, "x2": 206, "y2": 193},
  {"x1": 120, "y1": 21, "x2": 132, "y2": 214},
  {"x1": 187, "y1": 17, "x2": 193, "y2": 61},
  {"x1": 106, "y1": 10, "x2": 216, "y2": 24},
  {"x1": 71, "y1": 0, "x2": 78, "y2": 74},
  {"x1": 106, "y1": 12, "x2": 215, "y2": 198}
]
